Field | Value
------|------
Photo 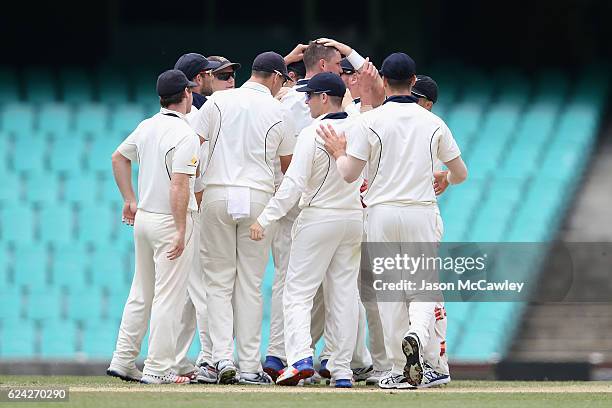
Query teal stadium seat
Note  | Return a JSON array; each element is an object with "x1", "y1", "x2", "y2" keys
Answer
[
  {"x1": 88, "y1": 137, "x2": 120, "y2": 173},
  {"x1": 0, "y1": 319, "x2": 36, "y2": 358},
  {"x1": 48, "y1": 136, "x2": 85, "y2": 174},
  {"x1": 0, "y1": 172, "x2": 21, "y2": 205},
  {"x1": 60, "y1": 68, "x2": 94, "y2": 104},
  {"x1": 106, "y1": 292, "x2": 129, "y2": 320},
  {"x1": 39, "y1": 204, "x2": 75, "y2": 245},
  {"x1": 82, "y1": 320, "x2": 119, "y2": 358},
  {"x1": 0, "y1": 246, "x2": 8, "y2": 287},
  {"x1": 13, "y1": 244, "x2": 48, "y2": 290},
  {"x1": 1, "y1": 205, "x2": 35, "y2": 245},
  {"x1": 468, "y1": 181, "x2": 524, "y2": 242},
  {"x1": 23, "y1": 68, "x2": 57, "y2": 104},
  {"x1": 133, "y1": 71, "x2": 159, "y2": 104},
  {"x1": 68, "y1": 289, "x2": 104, "y2": 321},
  {"x1": 97, "y1": 70, "x2": 130, "y2": 104},
  {"x1": 39, "y1": 103, "x2": 72, "y2": 136},
  {"x1": 63, "y1": 173, "x2": 100, "y2": 206},
  {"x1": 460, "y1": 68, "x2": 492, "y2": 105},
  {"x1": 26, "y1": 288, "x2": 62, "y2": 320},
  {"x1": 0, "y1": 288, "x2": 22, "y2": 320},
  {"x1": 1, "y1": 103, "x2": 34, "y2": 136},
  {"x1": 110, "y1": 104, "x2": 145, "y2": 135},
  {"x1": 78, "y1": 203, "x2": 115, "y2": 244},
  {"x1": 446, "y1": 103, "x2": 483, "y2": 148},
  {"x1": 493, "y1": 69, "x2": 530, "y2": 106},
  {"x1": 24, "y1": 171, "x2": 60, "y2": 204},
  {"x1": 40, "y1": 320, "x2": 78, "y2": 358},
  {"x1": 51, "y1": 244, "x2": 89, "y2": 293},
  {"x1": 0, "y1": 67, "x2": 20, "y2": 100},
  {"x1": 12, "y1": 133, "x2": 47, "y2": 173},
  {"x1": 533, "y1": 70, "x2": 569, "y2": 107},
  {"x1": 91, "y1": 246, "x2": 129, "y2": 291},
  {"x1": 440, "y1": 181, "x2": 485, "y2": 241},
  {"x1": 75, "y1": 104, "x2": 108, "y2": 135}
]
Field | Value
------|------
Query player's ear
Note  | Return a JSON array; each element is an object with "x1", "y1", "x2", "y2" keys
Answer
[{"x1": 410, "y1": 75, "x2": 417, "y2": 87}]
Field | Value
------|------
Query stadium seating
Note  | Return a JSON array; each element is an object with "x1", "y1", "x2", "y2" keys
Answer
[{"x1": 0, "y1": 65, "x2": 607, "y2": 364}]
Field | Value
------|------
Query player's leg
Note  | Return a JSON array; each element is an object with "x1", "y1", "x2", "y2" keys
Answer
[
  {"x1": 351, "y1": 301, "x2": 374, "y2": 380},
  {"x1": 141, "y1": 212, "x2": 195, "y2": 384},
  {"x1": 310, "y1": 286, "x2": 328, "y2": 378},
  {"x1": 323, "y1": 217, "x2": 362, "y2": 387},
  {"x1": 200, "y1": 187, "x2": 239, "y2": 383},
  {"x1": 108, "y1": 210, "x2": 154, "y2": 382},
  {"x1": 196, "y1": 210, "x2": 214, "y2": 372},
  {"x1": 234, "y1": 190, "x2": 276, "y2": 384}
]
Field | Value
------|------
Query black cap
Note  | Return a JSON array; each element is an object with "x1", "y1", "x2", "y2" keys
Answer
[
  {"x1": 287, "y1": 61, "x2": 306, "y2": 79},
  {"x1": 412, "y1": 75, "x2": 438, "y2": 103},
  {"x1": 380, "y1": 52, "x2": 416, "y2": 80},
  {"x1": 296, "y1": 72, "x2": 346, "y2": 97},
  {"x1": 207, "y1": 56, "x2": 242, "y2": 73},
  {"x1": 252, "y1": 51, "x2": 292, "y2": 81},
  {"x1": 340, "y1": 58, "x2": 356, "y2": 75},
  {"x1": 156, "y1": 69, "x2": 197, "y2": 97},
  {"x1": 174, "y1": 53, "x2": 215, "y2": 80}
]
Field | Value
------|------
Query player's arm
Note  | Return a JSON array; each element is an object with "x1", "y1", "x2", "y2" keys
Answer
[
  {"x1": 112, "y1": 136, "x2": 138, "y2": 226},
  {"x1": 443, "y1": 156, "x2": 467, "y2": 185},
  {"x1": 317, "y1": 123, "x2": 367, "y2": 183},
  {"x1": 167, "y1": 135, "x2": 199, "y2": 260},
  {"x1": 250, "y1": 133, "x2": 314, "y2": 241},
  {"x1": 314, "y1": 38, "x2": 366, "y2": 71},
  {"x1": 438, "y1": 123, "x2": 467, "y2": 185},
  {"x1": 358, "y1": 61, "x2": 385, "y2": 110},
  {"x1": 284, "y1": 43, "x2": 308, "y2": 65}
]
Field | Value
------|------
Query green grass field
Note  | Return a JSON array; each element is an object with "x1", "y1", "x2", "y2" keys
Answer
[{"x1": 1, "y1": 376, "x2": 611, "y2": 408}]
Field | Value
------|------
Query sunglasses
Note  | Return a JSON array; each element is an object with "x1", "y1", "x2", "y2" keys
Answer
[
  {"x1": 213, "y1": 71, "x2": 236, "y2": 81},
  {"x1": 305, "y1": 90, "x2": 330, "y2": 101}
]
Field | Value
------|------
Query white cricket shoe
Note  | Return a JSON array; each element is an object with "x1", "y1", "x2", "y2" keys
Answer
[
  {"x1": 366, "y1": 369, "x2": 391, "y2": 386},
  {"x1": 352, "y1": 365, "x2": 374, "y2": 382},
  {"x1": 418, "y1": 363, "x2": 451, "y2": 388},
  {"x1": 378, "y1": 372, "x2": 416, "y2": 389},
  {"x1": 106, "y1": 363, "x2": 143, "y2": 382},
  {"x1": 216, "y1": 360, "x2": 239, "y2": 384},
  {"x1": 239, "y1": 371, "x2": 274, "y2": 385},
  {"x1": 196, "y1": 363, "x2": 218, "y2": 384},
  {"x1": 140, "y1": 370, "x2": 191, "y2": 384}
]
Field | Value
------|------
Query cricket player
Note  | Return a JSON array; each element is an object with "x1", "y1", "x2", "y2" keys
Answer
[
  {"x1": 107, "y1": 69, "x2": 201, "y2": 384},
  {"x1": 317, "y1": 53, "x2": 467, "y2": 389},
  {"x1": 263, "y1": 38, "x2": 371, "y2": 382},
  {"x1": 191, "y1": 51, "x2": 295, "y2": 385},
  {"x1": 250, "y1": 72, "x2": 363, "y2": 388}
]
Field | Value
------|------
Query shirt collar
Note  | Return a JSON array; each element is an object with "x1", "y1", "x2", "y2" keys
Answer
[
  {"x1": 353, "y1": 97, "x2": 361, "y2": 104},
  {"x1": 296, "y1": 78, "x2": 309, "y2": 86},
  {"x1": 160, "y1": 107, "x2": 188, "y2": 121},
  {"x1": 319, "y1": 111, "x2": 349, "y2": 121},
  {"x1": 382, "y1": 95, "x2": 418, "y2": 105},
  {"x1": 242, "y1": 81, "x2": 272, "y2": 95},
  {"x1": 192, "y1": 92, "x2": 207, "y2": 109}
]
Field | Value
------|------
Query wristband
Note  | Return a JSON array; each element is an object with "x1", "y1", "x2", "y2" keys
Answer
[{"x1": 346, "y1": 50, "x2": 366, "y2": 71}]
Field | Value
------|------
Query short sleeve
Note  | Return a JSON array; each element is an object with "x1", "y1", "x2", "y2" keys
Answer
[
  {"x1": 345, "y1": 116, "x2": 371, "y2": 161},
  {"x1": 116, "y1": 129, "x2": 139, "y2": 162},
  {"x1": 437, "y1": 121, "x2": 461, "y2": 163},
  {"x1": 172, "y1": 133, "x2": 200, "y2": 176},
  {"x1": 277, "y1": 108, "x2": 297, "y2": 156},
  {"x1": 191, "y1": 98, "x2": 214, "y2": 141}
]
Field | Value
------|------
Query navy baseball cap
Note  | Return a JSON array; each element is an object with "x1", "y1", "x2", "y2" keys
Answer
[
  {"x1": 412, "y1": 75, "x2": 438, "y2": 103},
  {"x1": 252, "y1": 51, "x2": 292, "y2": 81},
  {"x1": 174, "y1": 53, "x2": 216, "y2": 80},
  {"x1": 380, "y1": 52, "x2": 416, "y2": 80},
  {"x1": 156, "y1": 69, "x2": 197, "y2": 97},
  {"x1": 296, "y1": 72, "x2": 346, "y2": 97},
  {"x1": 340, "y1": 58, "x2": 356, "y2": 75},
  {"x1": 287, "y1": 61, "x2": 306, "y2": 79}
]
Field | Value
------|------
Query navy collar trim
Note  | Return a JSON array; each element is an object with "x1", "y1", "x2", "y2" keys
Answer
[
  {"x1": 353, "y1": 97, "x2": 361, "y2": 104},
  {"x1": 322, "y1": 112, "x2": 349, "y2": 120},
  {"x1": 382, "y1": 95, "x2": 418, "y2": 105},
  {"x1": 296, "y1": 79, "x2": 309, "y2": 86}
]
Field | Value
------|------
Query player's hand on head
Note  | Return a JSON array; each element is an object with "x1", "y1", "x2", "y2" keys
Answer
[
  {"x1": 275, "y1": 86, "x2": 291, "y2": 101},
  {"x1": 314, "y1": 38, "x2": 352, "y2": 56},
  {"x1": 122, "y1": 201, "x2": 137, "y2": 226},
  {"x1": 284, "y1": 43, "x2": 308, "y2": 65},
  {"x1": 317, "y1": 124, "x2": 347, "y2": 159},
  {"x1": 167, "y1": 230, "x2": 186, "y2": 260},
  {"x1": 433, "y1": 170, "x2": 450, "y2": 196},
  {"x1": 250, "y1": 222, "x2": 265, "y2": 241}
]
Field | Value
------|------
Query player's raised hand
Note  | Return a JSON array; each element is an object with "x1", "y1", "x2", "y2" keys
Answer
[
  {"x1": 250, "y1": 222, "x2": 265, "y2": 241},
  {"x1": 433, "y1": 170, "x2": 450, "y2": 195},
  {"x1": 317, "y1": 124, "x2": 347, "y2": 159},
  {"x1": 284, "y1": 43, "x2": 308, "y2": 65},
  {"x1": 275, "y1": 86, "x2": 292, "y2": 101},
  {"x1": 314, "y1": 38, "x2": 352, "y2": 56},
  {"x1": 167, "y1": 230, "x2": 185, "y2": 260},
  {"x1": 122, "y1": 201, "x2": 137, "y2": 226}
]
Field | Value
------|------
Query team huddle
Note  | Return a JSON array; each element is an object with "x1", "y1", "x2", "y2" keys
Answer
[{"x1": 107, "y1": 38, "x2": 468, "y2": 389}]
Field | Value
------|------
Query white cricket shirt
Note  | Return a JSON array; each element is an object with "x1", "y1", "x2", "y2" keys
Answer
[
  {"x1": 258, "y1": 112, "x2": 363, "y2": 228},
  {"x1": 117, "y1": 107, "x2": 200, "y2": 214},
  {"x1": 346, "y1": 96, "x2": 461, "y2": 207},
  {"x1": 191, "y1": 81, "x2": 296, "y2": 194}
]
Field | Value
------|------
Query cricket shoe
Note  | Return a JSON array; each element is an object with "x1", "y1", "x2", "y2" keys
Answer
[
  {"x1": 179, "y1": 369, "x2": 200, "y2": 384},
  {"x1": 402, "y1": 333, "x2": 424, "y2": 387},
  {"x1": 140, "y1": 370, "x2": 191, "y2": 384},
  {"x1": 318, "y1": 359, "x2": 331, "y2": 379},
  {"x1": 106, "y1": 363, "x2": 143, "y2": 383},
  {"x1": 240, "y1": 371, "x2": 274, "y2": 385},
  {"x1": 334, "y1": 378, "x2": 353, "y2": 388},
  {"x1": 263, "y1": 356, "x2": 286, "y2": 382},
  {"x1": 216, "y1": 360, "x2": 239, "y2": 384},
  {"x1": 378, "y1": 372, "x2": 416, "y2": 389},
  {"x1": 418, "y1": 363, "x2": 451, "y2": 388},
  {"x1": 303, "y1": 371, "x2": 321, "y2": 385},
  {"x1": 276, "y1": 357, "x2": 315, "y2": 386},
  {"x1": 196, "y1": 363, "x2": 218, "y2": 384},
  {"x1": 366, "y1": 369, "x2": 391, "y2": 386},
  {"x1": 352, "y1": 365, "x2": 374, "y2": 382}
]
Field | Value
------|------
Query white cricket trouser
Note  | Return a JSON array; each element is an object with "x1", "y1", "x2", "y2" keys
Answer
[
  {"x1": 358, "y1": 226, "x2": 391, "y2": 371},
  {"x1": 200, "y1": 186, "x2": 276, "y2": 373},
  {"x1": 268, "y1": 208, "x2": 329, "y2": 364},
  {"x1": 365, "y1": 204, "x2": 439, "y2": 375},
  {"x1": 283, "y1": 208, "x2": 362, "y2": 380},
  {"x1": 111, "y1": 210, "x2": 195, "y2": 376},
  {"x1": 174, "y1": 214, "x2": 212, "y2": 373}
]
